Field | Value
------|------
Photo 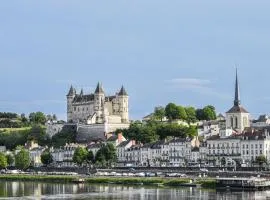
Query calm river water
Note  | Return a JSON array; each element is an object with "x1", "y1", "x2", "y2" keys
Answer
[{"x1": 0, "y1": 181, "x2": 269, "y2": 200}]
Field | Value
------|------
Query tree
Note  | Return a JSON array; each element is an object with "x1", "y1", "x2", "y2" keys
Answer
[
  {"x1": 73, "y1": 147, "x2": 88, "y2": 166},
  {"x1": 29, "y1": 112, "x2": 46, "y2": 125},
  {"x1": 177, "y1": 105, "x2": 187, "y2": 121},
  {"x1": 185, "y1": 107, "x2": 197, "y2": 124},
  {"x1": 28, "y1": 125, "x2": 51, "y2": 147},
  {"x1": 256, "y1": 155, "x2": 267, "y2": 167},
  {"x1": 6, "y1": 154, "x2": 14, "y2": 166},
  {"x1": 95, "y1": 144, "x2": 117, "y2": 167},
  {"x1": 153, "y1": 106, "x2": 165, "y2": 121},
  {"x1": 41, "y1": 151, "x2": 53, "y2": 166},
  {"x1": 221, "y1": 157, "x2": 226, "y2": 166},
  {"x1": 165, "y1": 103, "x2": 180, "y2": 121},
  {"x1": 15, "y1": 149, "x2": 30, "y2": 170},
  {"x1": 0, "y1": 153, "x2": 7, "y2": 169},
  {"x1": 202, "y1": 105, "x2": 217, "y2": 121},
  {"x1": 87, "y1": 150, "x2": 94, "y2": 163}
]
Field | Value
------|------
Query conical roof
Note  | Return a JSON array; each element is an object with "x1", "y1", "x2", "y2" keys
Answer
[
  {"x1": 95, "y1": 82, "x2": 104, "y2": 94},
  {"x1": 67, "y1": 85, "x2": 76, "y2": 96},
  {"x1": 119, "y1": 85, "x2": 128, "y2": 96}
]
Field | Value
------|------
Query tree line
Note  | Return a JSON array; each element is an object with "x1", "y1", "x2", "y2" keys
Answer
[
  {"x1": 0, "y1": 112, "x2": 58, "y2": 129},
  {"x1": 153, "y1": 103, "x2": 217, "y2": 123}
]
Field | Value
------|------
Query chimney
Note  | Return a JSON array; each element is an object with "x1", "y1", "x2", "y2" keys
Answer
[
  {"x1": 118, "y1": 132, "x2": 123, "y2": 143},
  {"x1": 131, "y1": 140, "x2": 136, "y2": 146}
]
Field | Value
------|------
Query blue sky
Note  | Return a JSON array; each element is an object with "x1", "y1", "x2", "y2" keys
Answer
[{"x1": 0, "y1": 1, "x2": 270, "y2": 120}]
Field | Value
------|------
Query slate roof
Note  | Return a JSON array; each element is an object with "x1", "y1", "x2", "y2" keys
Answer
[
  {"x1": 72, "y1": 94, "x2": 95, "y2": 103},
  {"x1": 226, "y1": 105, "x2": 249, "y2": 113},
  {"x1": 118, "y1": 140, "x2": 131, "y2": 148},
  {"x1": 95, "y1": 82, "x2": 104, "y2": 94},
  {"x1": 118, "y1": 86, "x2": 128, "y2": 96},
  {"x1": 87, "y1": 143, "x2": 104, "y2": 149},
  {"x1": 107, "y1": 135, "x2": 118, "y2": 142},
  {"x1": 67, "y1": 85, "x2": 76, "y2": 96}
]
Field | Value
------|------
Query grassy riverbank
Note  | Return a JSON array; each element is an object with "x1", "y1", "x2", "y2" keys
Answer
[{"x1": 0, "y1": 175, "x2": 216, "y2": 188}]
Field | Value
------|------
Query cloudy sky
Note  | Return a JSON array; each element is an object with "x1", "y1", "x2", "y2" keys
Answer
[{"x1": 0, "y1": 1, "x2": 270, "y2": 120}]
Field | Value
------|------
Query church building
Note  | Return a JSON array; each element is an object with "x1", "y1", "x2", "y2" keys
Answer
[{"x1": 226, "y1": 69, "x2": 250, "y2": 133}]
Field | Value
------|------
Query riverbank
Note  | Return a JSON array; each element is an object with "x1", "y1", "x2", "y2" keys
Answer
[{"x1": 0, "y1": 174, "x2": 216, "y2": 188}]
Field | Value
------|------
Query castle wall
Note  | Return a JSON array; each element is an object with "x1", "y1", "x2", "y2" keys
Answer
[{"x1": 67, "y1": 85, "x2": 129, "y2": 124}]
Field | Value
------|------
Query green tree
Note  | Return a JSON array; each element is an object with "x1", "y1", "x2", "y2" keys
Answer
[
  {"x1": 29, "y1": 112, "x2": 46, "y2": 125},
  {"x1": 6, "y1": 154, "x2": 14, "y2": 166},
  {"x1": 0, "y1": 153, "x2": 7, "y2": 169},
  {"x1": 165, "y1": 103, "x2": 180, "y2": 121},
  {"x1": 95, "y1": 144, "x2": 117, "y2": 167},
  {"x1": 256, "y1": 155, "x2": 267, "y2": 167},
  {"x1": 177, "y1": 105, "x2": 187, "y2": 121},
  {"x1": 185, "y1": 107, "x2": 197, "y2": 124},
  {"x1": 87, "y1": 150, "x2": 94, "y2": 163},
  {"x1": 153, "y1": 106, "x2": 165, "y2": 121},
  {"x1": 73, "y1": 147, "x2": 88, "y2": 166},
  {"x1": 15, "y1": 149, "x2": 30, "y2": 170},
  {"x1": 28, "y1": 125, "x2": 51, "y2": 147},
  {"x1": 202, "y1": 105, "x2": 217, "y2": 120},
  {"x1": 41, "y1": 150, "x2": 53, "y2": 166}
]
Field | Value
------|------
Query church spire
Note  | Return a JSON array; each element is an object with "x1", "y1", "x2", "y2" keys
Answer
[{"x1": 234, "y1": 68, "x2": 240, "y2": 106}]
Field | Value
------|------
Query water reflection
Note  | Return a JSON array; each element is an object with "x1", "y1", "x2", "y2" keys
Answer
[{"x1": 0, "y1": 181, "x2": 268, "y2": 200}]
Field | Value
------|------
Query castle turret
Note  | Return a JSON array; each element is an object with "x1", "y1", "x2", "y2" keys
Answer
[
  {"x1": 118, "y1": 85, "x2": 129, "y2": 123},
  {"x1": 94, "y1": 82, "x2": 105, "y2": 123},
  {"x1": 67, "y1": 85, "x2": 76, "y2": 122}
]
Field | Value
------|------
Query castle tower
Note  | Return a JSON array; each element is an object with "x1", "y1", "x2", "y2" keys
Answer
[
  {"x1": 118, "y1": 85, "x2": 129, "y2": 123},
  {"x1": 94, "y1": 82, "x2": 105, "y2": 123},
  {"x1": 66, "y1": 85, "x2": 76, "y2": 122},
  {"x1": 226, "y1": 69, "x2": 250, "y2": 133}
]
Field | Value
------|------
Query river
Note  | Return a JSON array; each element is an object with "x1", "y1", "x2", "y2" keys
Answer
[{"x1": 0, "y1": 181, "x2": 269, "y2": 200}]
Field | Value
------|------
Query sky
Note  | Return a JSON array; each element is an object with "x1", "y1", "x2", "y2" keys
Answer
[{"x1": 0, "y1": 1, "x2": 270, "y2": 120}]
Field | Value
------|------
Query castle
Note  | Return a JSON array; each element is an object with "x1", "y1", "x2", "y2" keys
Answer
[{"x1": 67, "y1": 82, "x2": 129, "y2": 125}]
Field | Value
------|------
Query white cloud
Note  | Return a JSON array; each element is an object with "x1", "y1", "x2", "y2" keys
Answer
[
  {"x1": 166, "y1": 78, "x2": 230, "y2": 100},
  {"x1": 167, "y1": 78, "x2": 211, "y2": 89}
]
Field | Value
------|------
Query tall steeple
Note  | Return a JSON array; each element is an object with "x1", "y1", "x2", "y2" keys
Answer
[{"x1": 234, "y1": 68, "x2": 240, "y2": 106}]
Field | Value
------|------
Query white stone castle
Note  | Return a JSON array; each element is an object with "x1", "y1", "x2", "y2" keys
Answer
[{"x1": 67, "y1": 82, "x2": 129, "y2": 125}]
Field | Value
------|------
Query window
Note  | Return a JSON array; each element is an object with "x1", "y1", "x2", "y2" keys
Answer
[
  {"x1": 260, "y1": 144, "x2": 263, "y2": 149},
  {"x1": 235, "y1": 117, "x2": 238, "y2": 128},
  {"x1": 74, "y1": 107, "x2": 76, "y2": 111},
  {"x1": 255, "y1": 144, "x2": 258, "y2": 149},
  {"x1": 246, "y1": 144, "x2": 248, "y2": 148},
  {"x1": 251, "y1": 144, "x2": 253, "y2": 149},
  {"x1": 231, "y1": 117, "x2": 234, "y2": 128},
  {"x1": 246, "y1": 150, "x2": 249, "y2": 155},
  {"x1": 243, "y1": 150, "x2": 245, "y2": 155}
]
